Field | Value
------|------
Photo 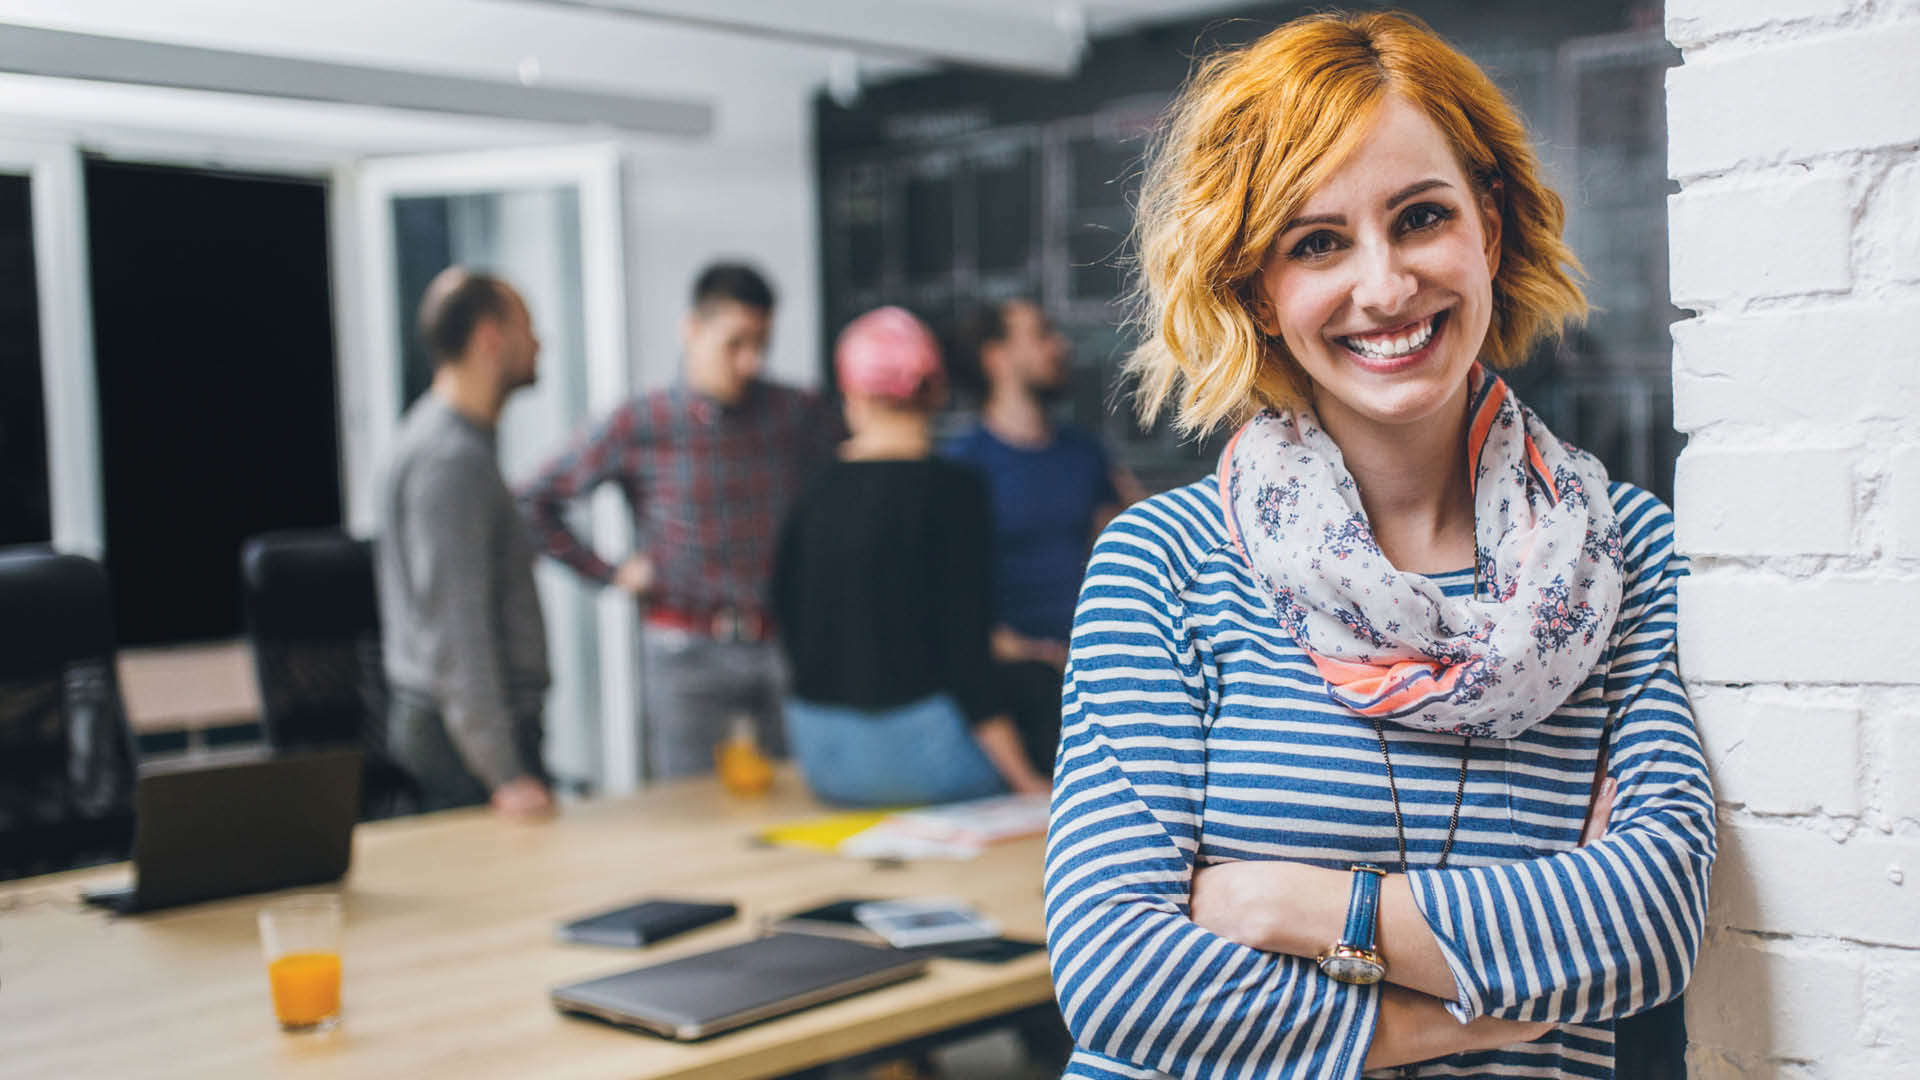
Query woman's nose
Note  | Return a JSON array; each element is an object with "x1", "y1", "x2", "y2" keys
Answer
[{"x1": 1350, "y1": 240, "x2": 1418, "y2": 315}]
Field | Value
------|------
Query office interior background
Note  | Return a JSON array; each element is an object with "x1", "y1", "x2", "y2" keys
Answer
[
  {"x1": 0, "y1": 0, "x2": 1681, "y2": 793},
  {"x1": 2, "y1": 1, "x2": 1915, "y2": 1076}
]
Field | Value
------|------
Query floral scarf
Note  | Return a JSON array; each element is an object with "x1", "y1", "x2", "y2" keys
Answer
[{"x1": 1217, "y1": 366, "x2": 1625, "y2": 739}]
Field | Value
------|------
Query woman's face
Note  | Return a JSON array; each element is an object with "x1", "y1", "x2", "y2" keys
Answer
[{"x1": 1253, "y1": 94, "x2": 1500, "y2": 433}]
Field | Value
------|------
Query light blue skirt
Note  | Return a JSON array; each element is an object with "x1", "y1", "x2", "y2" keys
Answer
[{"x1": 783, "y1": 693, "x2": 1007, "y2": 807}]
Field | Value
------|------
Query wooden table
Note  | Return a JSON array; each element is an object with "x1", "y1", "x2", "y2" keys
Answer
[{"x1": 0, "y1": 774, "x2": 1053, "y2": 1079}]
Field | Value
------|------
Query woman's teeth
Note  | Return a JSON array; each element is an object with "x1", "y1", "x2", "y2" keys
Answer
[{"x1": 1339, "y1": 314, "x2": 1438, "y2": 360}]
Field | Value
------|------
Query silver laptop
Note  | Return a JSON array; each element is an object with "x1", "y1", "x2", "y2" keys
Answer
[
  {"x1": 551, "y1": 931, "x2": 928, "y2": 1040},
  {"x1": 82, "y1": 745, "x2": 361, "y2": 913}
]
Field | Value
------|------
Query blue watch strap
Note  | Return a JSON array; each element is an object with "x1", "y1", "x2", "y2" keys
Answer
[{"x1": 1339, "y1": 864, "x2": 1387, "y2": 951}]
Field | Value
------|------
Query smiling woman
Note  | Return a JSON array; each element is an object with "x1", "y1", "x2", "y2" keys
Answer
[{"x1": 1047, "y1": 11, "x2": 1713, "y2": 1080}]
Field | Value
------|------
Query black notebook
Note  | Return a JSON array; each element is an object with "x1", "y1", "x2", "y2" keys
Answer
[{"x1": 556, "y1": 899, "x2": 737, "y2": 948}]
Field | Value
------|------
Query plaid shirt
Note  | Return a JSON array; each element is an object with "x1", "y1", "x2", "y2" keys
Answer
[{"x1": 518, "y1": 381, "x2": 839, "y2": 623}]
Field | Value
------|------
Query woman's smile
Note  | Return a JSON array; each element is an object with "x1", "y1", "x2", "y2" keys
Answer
[{"x1": 1333, "y1": 308, "x2": 1450, "y2": 373}]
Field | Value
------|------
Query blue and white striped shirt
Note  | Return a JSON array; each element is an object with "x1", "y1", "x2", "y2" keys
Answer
[{"x1": 1045, "y1": 479, "x2": 1714, "y2": 1079}]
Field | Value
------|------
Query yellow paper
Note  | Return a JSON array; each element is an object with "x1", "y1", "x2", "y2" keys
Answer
[{"x1": 755, "y1": 809, "x2": 899, "y2": 853}]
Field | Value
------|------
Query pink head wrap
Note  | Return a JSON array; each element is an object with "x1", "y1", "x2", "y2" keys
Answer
[{"x1": 835, "y1": 306, "x2": 943, "y2": 402}]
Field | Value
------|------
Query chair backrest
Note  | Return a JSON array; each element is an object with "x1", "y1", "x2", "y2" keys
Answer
[
  {"x1": 0, "y1": 546, "x2": 136, "y2": 880},
  {"x1": 240, "y1": 530, "x2": 387, "y2": 751}
]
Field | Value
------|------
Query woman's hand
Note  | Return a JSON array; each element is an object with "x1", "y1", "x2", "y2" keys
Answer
[
  {"x1": 1582, "y1": 776, "x2": 1617, "y2": 846},
  {"x1": 1365, "y1": 985, "x2": 1554, "y2": 1071}
]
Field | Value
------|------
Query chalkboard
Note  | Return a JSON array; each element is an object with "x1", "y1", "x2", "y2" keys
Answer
[{"x1": 816, "y1": 0, "x2": 1681, "y2": 500}]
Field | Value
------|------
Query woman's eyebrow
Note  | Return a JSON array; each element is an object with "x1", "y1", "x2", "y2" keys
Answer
[
  {"x1": 1280, "y1": 179, "x2": 1455, "y2": 234},
  {"x1": 1386, "y1": 178, "x2": 1452, "y2": 208},
  {"x1": 1280, "y1": 211, "x2": 1344, "y2": 233}
]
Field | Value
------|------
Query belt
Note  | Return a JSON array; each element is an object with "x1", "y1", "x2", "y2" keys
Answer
[{"x1": 646, "y1": 605, "x2": 772, "y2": 643}]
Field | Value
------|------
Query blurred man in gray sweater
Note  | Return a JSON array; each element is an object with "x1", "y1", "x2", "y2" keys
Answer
[{"x1": 375, "y1": 267, "x2": 553, "y2": 819}]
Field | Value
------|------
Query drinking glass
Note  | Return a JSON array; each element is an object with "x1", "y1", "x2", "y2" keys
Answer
[{"x1": 257, "y1": 895, "x2": 343, "y2": 1032}]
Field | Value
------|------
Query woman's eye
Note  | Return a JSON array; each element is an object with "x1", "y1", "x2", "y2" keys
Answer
[
  {"x1": 1400, "y1": 203, "x2": 1454, "y2": 234},
  {"x1": 1289, "y1": 231, "x2": 1342, "y2": 259}
]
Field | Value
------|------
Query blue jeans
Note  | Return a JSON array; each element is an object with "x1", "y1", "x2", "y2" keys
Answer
[{"x1": 783, "y1": 693, "x2": 1007, "y2": 807}]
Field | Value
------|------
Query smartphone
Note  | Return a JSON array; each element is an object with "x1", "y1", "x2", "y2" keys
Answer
[
  {"x1": 765, "y1": 897, "x2": 886, "y2": 943},
  {"x1": 851, "y1": 898, "x2": 1001, "y2": 949}
]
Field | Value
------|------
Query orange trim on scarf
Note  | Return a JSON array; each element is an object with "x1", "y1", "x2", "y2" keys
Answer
[
  {"x1": 1307, "y1": 653, "x2": 1470, "y2": 717},
  {"x1": 1466, "y1": 374, "x2": 1506, "y2": 494}
]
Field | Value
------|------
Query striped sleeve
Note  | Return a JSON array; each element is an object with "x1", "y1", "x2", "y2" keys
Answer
[
  {"x1": 1406, "y1": 489, "x2": 1716, "y2": 1025},
  {"x1": 1045, "y1": 504, "x2": 1380, "y2": 1079}
]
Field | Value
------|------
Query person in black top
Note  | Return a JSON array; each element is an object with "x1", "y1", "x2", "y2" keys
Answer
[{"x1": 771, "y1": 307, "x2": 1050, "y2": 805}]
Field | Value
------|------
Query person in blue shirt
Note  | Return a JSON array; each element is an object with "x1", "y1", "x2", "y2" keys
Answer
[{"x1": 946, "y1": 298, "x2": 1143, "y2": 777}]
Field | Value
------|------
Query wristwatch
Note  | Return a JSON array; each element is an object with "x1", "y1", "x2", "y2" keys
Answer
[{"x1": 1317, "y1": 864, "x2": 1388, "y2": 985}]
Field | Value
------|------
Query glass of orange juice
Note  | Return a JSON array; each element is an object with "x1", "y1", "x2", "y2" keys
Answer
[
  {"x1": 257, "y1": 895, "x2": 343, "y2": 1032},
  {"x1": 716, "y1": 713, "x2": 775, "y2": 796}
]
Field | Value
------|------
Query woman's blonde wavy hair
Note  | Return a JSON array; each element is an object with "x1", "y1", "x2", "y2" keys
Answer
[{"x1": 1126, "y1": 10, "x2": 1588, "y2": 436}]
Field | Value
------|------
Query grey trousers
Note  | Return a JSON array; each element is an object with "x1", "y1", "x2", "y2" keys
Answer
[
  {"x1": 387, "y1": 687, "x2": 547, "y2": 812},
  {"x1": 640, "y1": 626, "x2": 787, "y2": 781}
]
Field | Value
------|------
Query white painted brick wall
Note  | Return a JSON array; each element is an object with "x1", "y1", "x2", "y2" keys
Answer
[
  {"x1": 1891, "y1": 445, "x2": 1920, "y2": 560},
  {"x1": 1667, "y1": 0, "x2": 1854, "y2": 47},
  {"x1": 1693, "y1": 689, "x2": 1860, "y2": 813},
  {"x1": 1671, "y1": 302, "x2": 1920, "y2": 433},
  {"x1": 1678, "y1": 576, "x2": 1920, "y2": 683},
  {"x1": 1668, "y1": 174, "x2": 1852, "y2": 305},
  {"x1": 1666, "y1": 21, "x2": 1920, "y2": 176},
  {"x1": 1674, "y1": 448, "x2": 1854, "y2": 555},
  {"x1": 1710, "y1": 823, "x2": 1919, "y2": 948},
  {"x1": 1870, "y1": 962, "x2": 1920, "y2": 1074},
  {"x1": 1868, "y1": 161, "x2": 1920, "y2": 284},
  {"x1": 1885, "y1": 712, "x2": 1920, "y2": 825},
  {"x1": 1687, "y1": 935, "x2": 1864, "y2": 1062},
  {"x1": 1666, "y1": 0, "x2": 1920, "y2": 1072}
]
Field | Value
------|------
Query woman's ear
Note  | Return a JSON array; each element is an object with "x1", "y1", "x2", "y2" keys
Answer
[{"x1": 1245, "y1": 277, "x2": 1281, "y2": 337}]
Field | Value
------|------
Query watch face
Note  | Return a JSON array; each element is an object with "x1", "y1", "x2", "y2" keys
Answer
[{"x1": 1320, "y1": 953, "x2": 1386, "y2": 985}]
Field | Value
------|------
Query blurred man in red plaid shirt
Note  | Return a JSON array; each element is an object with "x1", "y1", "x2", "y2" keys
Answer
[{"x1": 519, "y1": 263, "x2": 839, "y2": 780}]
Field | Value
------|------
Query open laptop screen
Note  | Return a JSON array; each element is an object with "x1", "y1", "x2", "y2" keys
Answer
[{"x1": 88, "y1": 745, "x2": 361, "y2": 913}]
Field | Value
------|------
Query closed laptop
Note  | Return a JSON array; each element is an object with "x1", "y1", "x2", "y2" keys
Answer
[{"x1": 551, "y1": 931, "x2": 928, "y2": 1040}]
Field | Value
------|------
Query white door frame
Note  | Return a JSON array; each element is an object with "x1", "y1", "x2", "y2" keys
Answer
[
  {"x1": 1, "y1": 139, "x2": 102, "y2": 558},
  {"x1": 334, "y1": 143, "x2": 643, "y2": 794}
]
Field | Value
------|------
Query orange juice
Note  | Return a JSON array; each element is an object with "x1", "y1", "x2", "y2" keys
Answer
[
  {"x1": 716, "y1": 715, "x2": 775, "y2": 796},
  {"x1": 267, "y1": 951, "x2": 341, "y2": 1029},
  {"x1": 717, "y1": 734, "x2": 775, "y2": 795}
]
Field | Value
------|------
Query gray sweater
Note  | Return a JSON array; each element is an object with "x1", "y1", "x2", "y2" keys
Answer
[{"x1": 375, "y1": 394, "x2": 550, "y2": 787}]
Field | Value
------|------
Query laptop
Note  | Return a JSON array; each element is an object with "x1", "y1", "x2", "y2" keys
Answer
[
  {"x1": 551, "y1": 931, "x2": 929, "y2": 1040},
  {"x1": 82, "y1": 745, "x2": 362, "y2": 914}
]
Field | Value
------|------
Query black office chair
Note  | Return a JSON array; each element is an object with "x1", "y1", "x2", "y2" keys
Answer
[
  {"x1": 0, "y1": 546, "x2": 137, "y2": 881},
  {"x1": 240, "y1": 530, "x2": 417, "y2": 818}
]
